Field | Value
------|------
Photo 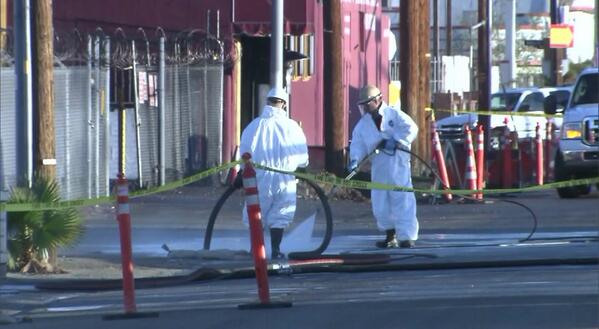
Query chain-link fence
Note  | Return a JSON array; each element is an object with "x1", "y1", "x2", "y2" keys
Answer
[
  {"x1": 0, "y1": 29, "x2": 17, "y2": 194},
  {"x1": 0, "y1": 28, "x2": 225, "y2": 199}
]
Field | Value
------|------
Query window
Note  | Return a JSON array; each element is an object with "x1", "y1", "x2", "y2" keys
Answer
[
  {"x1": 572, "y1": 73, "x2": 599, "y2": 106},
  {"x1": 284, "y1": 34, "x2": 314, "y2": 80},
  {"x1": 490, "y1": 92, "x2": 521, "y2": 111},
  {"x1": 549, "y1": 90, "x2": 570, "y2": 111},
  {"x1": 519, "y1": 92, "x2": 545, "y2": 112}
]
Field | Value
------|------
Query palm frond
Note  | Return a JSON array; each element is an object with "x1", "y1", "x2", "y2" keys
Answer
[{"x1": 7, "y1": 174, "x2": 85, "y2": 271}]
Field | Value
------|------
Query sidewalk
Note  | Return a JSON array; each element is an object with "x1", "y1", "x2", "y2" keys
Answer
[{"x1": 3, "y1": 183, "x2": 598, "y2": 283}]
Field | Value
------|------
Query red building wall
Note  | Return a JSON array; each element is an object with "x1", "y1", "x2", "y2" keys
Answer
[{"x1": 5, "y1": 0, "x2": 390, "y2": 168}]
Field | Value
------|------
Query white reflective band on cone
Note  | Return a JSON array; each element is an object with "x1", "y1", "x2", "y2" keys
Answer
[
  {"x1": 243, "y1": 177, "x2": 257, "y2": 188},
  {"x1": 257, "y1": 245, "x2": 266, "y2": 258},
  {"x1": 117, "y1": 203, "x2": 130, "y2": 215},
  {"x1": 245, "y1": 194, "x2": 259, "y2": 205},
  {"x1": 117, "y1": 185, "x2": 129, "y2": 196},
  {"x1": 465, "y1": 170, "x2": 477, "y2": 179}
]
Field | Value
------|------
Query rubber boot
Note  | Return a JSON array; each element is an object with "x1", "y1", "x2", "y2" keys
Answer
[
  {"x1": 375, "y1": 229, "x2": 398, "y2": 248},
  {"x1": 270, "y1": 228, "x2": 285, "y2": 259}
]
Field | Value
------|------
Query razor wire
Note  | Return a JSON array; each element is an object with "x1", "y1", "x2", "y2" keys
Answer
[{"x1": 0, "y1": 28, "x2": 14, "y2": 66}]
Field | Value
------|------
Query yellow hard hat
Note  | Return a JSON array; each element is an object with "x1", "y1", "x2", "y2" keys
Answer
[{"x1": 357, "y1": 85, "x2": 381, "y2": 105}]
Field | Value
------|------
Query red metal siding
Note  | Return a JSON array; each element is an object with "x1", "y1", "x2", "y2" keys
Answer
[
  {"x1": 341, "y1": 0, "x2": 389, "y2": 143},
  {"x1": 52, "y1": 0, "x2": 233, "y2": 34}
]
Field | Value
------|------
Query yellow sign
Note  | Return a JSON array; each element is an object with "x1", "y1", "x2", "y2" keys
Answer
[{"x1": 550, "y1": 24, "x2": 574, "y2": 48}]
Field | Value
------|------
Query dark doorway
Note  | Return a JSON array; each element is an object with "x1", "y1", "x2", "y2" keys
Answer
[{"x1": 239, "y1": 35, "x2": 270, "y2": 130}]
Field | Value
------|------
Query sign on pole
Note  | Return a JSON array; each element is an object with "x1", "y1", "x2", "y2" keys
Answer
[{"x1": 549, "y1": 24, "x2": 574, "y2": 48}]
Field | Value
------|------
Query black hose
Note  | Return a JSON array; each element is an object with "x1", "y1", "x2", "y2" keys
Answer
[
  {"x1": 288, "y1": 179, "x2": 333, "y2": 259},
  {"x1": 203, "y1": 184, "x2": 237, "y2": 251},
  {"x1": 203, "y1": 178, "x2": 333, "y2": 260},
  {"x1": 397, "y1": 147, "x2": 540, "y2": 242}
]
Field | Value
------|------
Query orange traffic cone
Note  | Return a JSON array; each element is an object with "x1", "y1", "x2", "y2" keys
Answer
[
  {"x1": 464, "y1": 126, "x2": 478, "y2": 199},
  {"x1": 430, "y1": 113, "x2": 452, "y2": 202},
  {"x1": 475, "y1": 124, "x2": 485, "y2": 200}
]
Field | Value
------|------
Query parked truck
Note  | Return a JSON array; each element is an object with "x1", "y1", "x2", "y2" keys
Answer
[{"x1": 546, "y1": 67, "x2": 599, "y2": 198}]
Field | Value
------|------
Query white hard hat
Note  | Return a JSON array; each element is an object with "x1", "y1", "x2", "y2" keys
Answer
[{"x1": 266, "y1": 87, "x2": 289, "y2": 104}]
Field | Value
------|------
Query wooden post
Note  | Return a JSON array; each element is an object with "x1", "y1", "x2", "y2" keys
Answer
[
  {"x1": 0, "y1": 0, "x2": 7, "y2": 50},
  {"x1": 418, "y1": 0, "x2": 431, "y2": 166},
  {"x1": 401, "y1": 0, "x2": 427, "y2": 174},
  {"x1": 33, "y1": 0, "x2": 56, "y2": 180},
  {"x1": 324, "y1": 0, "x2": 345, "y2": 177}
]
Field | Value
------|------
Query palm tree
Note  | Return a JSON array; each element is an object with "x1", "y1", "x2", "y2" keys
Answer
[{"x1": 7, "y1": 174, "x2": 84, "y2": 273}]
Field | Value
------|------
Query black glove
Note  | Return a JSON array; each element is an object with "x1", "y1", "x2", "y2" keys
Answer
[{"x1": 233, "y1": 170, "x2": 243, "y2": 189}]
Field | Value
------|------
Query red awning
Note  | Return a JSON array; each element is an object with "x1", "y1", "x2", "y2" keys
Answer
[{"x1": 232, "y1": 0, "x2": 315, "y2": 36}]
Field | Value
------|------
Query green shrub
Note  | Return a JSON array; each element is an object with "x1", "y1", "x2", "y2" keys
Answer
[{"x1": 7, "y1": 175, "x2": 84, "y2": 272}]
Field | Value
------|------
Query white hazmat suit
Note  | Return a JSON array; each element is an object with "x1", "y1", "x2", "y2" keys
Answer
[
  {"x1": 240, "y1": 104, "x2": 309, "y2": 229},
  {"x1": 349, "y1": 101, "x2": 419, "y2": 241}
]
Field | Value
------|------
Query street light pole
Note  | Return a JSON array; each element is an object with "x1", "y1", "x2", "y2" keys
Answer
[
  {"x1": 270, "y1": 0, "x2": 284, "y2": 90},
  {"x1": 470, "y1": 20, "x2": 485, "y2": 95}
]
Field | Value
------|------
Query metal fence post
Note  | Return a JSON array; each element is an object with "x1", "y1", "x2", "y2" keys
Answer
[
  {"x1": 94, "y1": 35, "x2": 101, "y2": 197},
  {"x1": 158, "y1": 36, "x2": 166, "y2": 186},
  {"x1": 104, "y1": 37, "x2": 111, "y2": 195},
  {"x1": 87, "y1": 35, "x2": 93, "y2": 198},
  {"x1": 132, "y1": 40, "x2": 144, "y2": 188}
]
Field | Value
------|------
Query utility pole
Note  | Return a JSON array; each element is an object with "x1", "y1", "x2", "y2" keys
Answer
[
  {"x1": 401, "y1": 0, "x2": 425, "y2": 173},
  {"x1": 14, "y1": 0, "x2": 34, "y2": 186},
  {"x1": 32, "y1": 0, "x2": 56, "y2": 180},
  {"x1": 478, "y1": 0, "x2": 492, "y2": 149},
  {"x1": 596, "y1": 0, "x2": 599, "y2": 67},
  {"x1": 324, "y1": 0, "x2": 345, "y2": 177},
  {"x1": 433, "y1": 0, "x2": 440, "y2": 93},
  {"x1": 270, "y1": 0, "x2": 284, "y2": 89},
  {"x1": 418, "y1": 0, "x2": 431, "y2": 163},
  {"x1": 446, "y1": 0, "x2": 452, "y2": 56},
  {"x1": 0, "y1": 0, "x2": 7, "y2": 49},
  {"x1": 504, "y1": 0, "x2": 516, "y2": 88},
  {"x1": 549, "y1": 0, "x2": 563, "y2": 86}
]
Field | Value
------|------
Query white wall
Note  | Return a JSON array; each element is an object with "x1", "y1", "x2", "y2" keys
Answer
[{"x1": 566, "y1": 11, "x2": 595, "y2": 63}]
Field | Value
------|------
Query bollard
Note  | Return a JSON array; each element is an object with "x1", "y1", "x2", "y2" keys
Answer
[
  {"x1": 116, "y1": 173, "x2": 136, "y2": 314},
  {"x1": 501, "y1": 118, "x2": 513, "y2": 189},
  {"x1": 102, "y1": 176, "x2": 161, "y2": 320},
  {"x1": 238, "y1": 153, "x2": 292, "y2": 310},
  {"x1": 475, "y1": 124, "x2": 485, "y2": 200},
  {"x1": 430, "y1": 115, "x2": 452, "y2": 202},
  {"x1": 464, "y1": 126, "x2": 478, "y2": 198},
  {"x1": 545, "y1": 121, "x2": 554, "y2": 181},
  {"x1": 535, "y1": 122, "x2": 544, "y2": 185}
]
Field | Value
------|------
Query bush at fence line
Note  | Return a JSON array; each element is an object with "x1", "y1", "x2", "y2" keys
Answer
[{"x1": 7, "y1": 174, "x2": 84, "y2": 273}]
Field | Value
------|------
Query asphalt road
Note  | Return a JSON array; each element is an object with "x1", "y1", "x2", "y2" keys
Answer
[
  {"x1": 1, "y1": 184, "x2": 598, "y2": 328},
  {"x1": 2, "y1": 265, "x2": 597, "y2": 328}
]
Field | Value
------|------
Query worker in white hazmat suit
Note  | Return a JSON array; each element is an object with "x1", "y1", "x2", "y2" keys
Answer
[
  {"x1": 240, "y1": 87, "x2": 309, "y2": 259},
  {"x1": 348, "y1": 85, "x2": 419, "y2": 248}
]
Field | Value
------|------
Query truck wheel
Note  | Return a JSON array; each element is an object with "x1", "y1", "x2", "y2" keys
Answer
[{"x1": 555, "y1": 152, "x2": 581, "y2": 199}]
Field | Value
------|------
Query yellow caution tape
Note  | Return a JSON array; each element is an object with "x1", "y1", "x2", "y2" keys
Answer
[
  {"x1": 431, "y1": 107, "x2": 562, "y2": 119},
  {"x1": 254, "y1": 164, "x2": 599, "y2": 196},
  {"x1": 2, "y1": 159, "x2": 595, "y2": 212},
  {"x1": 0, "y1": 160, "x2": 242, "y2": 212}
]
